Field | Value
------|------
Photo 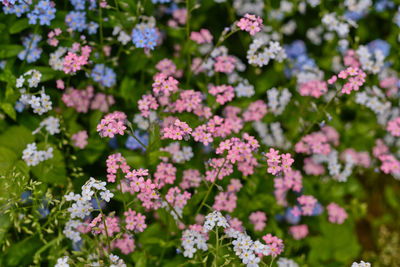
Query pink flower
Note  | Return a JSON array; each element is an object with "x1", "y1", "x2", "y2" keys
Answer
[{"x1": 326, "y1": 203, "x2": 348, "y2": 224}]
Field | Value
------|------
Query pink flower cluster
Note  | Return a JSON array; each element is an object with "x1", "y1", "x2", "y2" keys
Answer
[
  {"x1": 265, "y1": 148, "x2": 294, "y2": 175},
  {"x1": 274, "y1": 170, "x2": 303, "y2": 206},
  {"x1": 295, "y1": 126, "x2": 339, "y2": 156},
  {"x1": 206, "y1": 158, "x2": 233, "y2": 182},
  {"x1": 190, "y1": 29, "x2": 213, "y2": 44},
  {"x1": 289, "y1": 225, "x2": 309, "y2": 240},
  {"x1": 168, "y1": 8, "x2": 187, "y2": 27},
  {"x1": 387, "y1": 117, "x2": 400, "y2": 137},
  {"x1": 216, "y1": 134, "x2": 259, "y2": 176},
  {"x1": 47, "y1": 28, "x2": 62, "y2": 47},
  {"x1": 328, "y1": 67, "x2": 366, "y2": 94},
  {"x1": 180, "y1": 169, "x2": 203, "y2": 189},
  {"x1": 343, "y1": 49, "x2": 360, "y2": 68},
  {"x1": 156, "y1": 59, "x2": 182, "y2": 77},
  {"x1": 373, "y1": 139, "x2": 400, "y2": 176},
  {"x1": 63, "y1": 44, "x2": 91, "y2": 74},
  {"x1": 243, "y1": 100, "x2": 267, "y2": 122},
  {"x1": 297, "y1": 195, "x2": 318, "y2": 216},
  {"x1": 162, "y1": 119, "x2": 193, "y2": 141},
  {"x1": 97, "y1": 111, "x2": 127, "y2": 138},
  {"x1": 114, "y1": 233, "x2": 135, "y2": 255},
  {"x1": 209, "y1": 84, "x2": 235, "y2": 105},
  {"x1": 166, "y1": 187, "x2": 191, "y2": 209},
  {"x1": 62, "y1": 85, "x2": 115, "y2": 113},
  {"x1": 380, "y1": 76, "x2": 398, "y2": 97},
  {"x1": 213, "y1": 179, "x2": 242, "y2": 212},
  {"x1": 192, "y1": 113, "x2": 243, "y2": 146},
  {"x1": 214, "y1": 55, "x2": 236, "y2": 74},
  {"x1": 340, "y1": 149, "x2": 371, "y2": 168},
  {"x1": 172, "y1": 90, "x2": 203, "y2": 114},
  {"x1": 303, "y1": 158, "x2": 325, "y2": 176},
  {"x1": 124, "y1": 169, "x2": 161, "y2": 210},
  {"x1": 138, "y1": 94, "x2": 159, "y2": 117},
  {"x1": 299, "y1": 80, "x2": 328, "y2": 98},
  {"x1": 326, "y1": 203, "x2": 348, "y2": 224},
  {"x1": 106, "y1": 153, "x2": 130, "y2": 182},
  {"x1": 71, "y1": 130, "x2": 88, "y2": 149},
  {"x1": 249, "y1": 211, "x2": 267, "y2": 231},
  {"x1": 124, "y1": 208, "x2": 147, "y2": 232},
  {"x1": 154, "y1": 162, "x2": 176, "y2": 188},
  {"x1": 237, "y1": 13, "x2": 263, "y2": 35},
  {"x1": 152, "y1": 73, "x2": 179, "y2": 96},
  {"x1": 262, "y1": 234, "x2": 284, "y2": 257}
]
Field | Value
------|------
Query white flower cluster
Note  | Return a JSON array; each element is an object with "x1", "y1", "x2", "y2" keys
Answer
[
  {"x1": 277, "y1": 257, "x2": 299, "y2": 267},
  {"x1": 235, "y1": 81, "x2": 255, "y2": 97},
  {"x1": 267, "y1": 87, "x2": 291, "y2": 115},
  {"x1": 247, "y1": 39, "x2": 286, "y2": 67},
  {"x1": 296, "y1": 66, "x2": 324, "y2": 85},
  {"x1": 18, "y1": 88, "x2": 52, "y2": 115},
  {"x1": 55, "y1": 256, "x2": 69, "y2": 267},
  {"x1": 22, "y1": 143, "x2": 53, "y2": 166},
  {"x1": 344, "y1": 0, "x2": 372, "y2": 14},
  {"x1": 182, "y1": 211, "x2": 272, "y2": 267},
  {"x1": 49, "y1": 47, "x2": 67, "y2": 71},
  {"x1": 322, "y1": 13, "x2": 354, "y2": 38},
  {"x1": 63, "y1": 177, "x2": 113, "y2": 242},
  {"x1": 109, "y1": 253, "x2": 127, "y2": 267},
  {"x1": 227, "y1": 228, "x2": 271, "y2": 267},
  {"x1": 181, "y1": 227, "x2": 208, "y2": 258},
  {"x1": 351, "y1": 261, "x2": 371, "y2": 267},
  {"x1": 233, "y1": 0, "x2": 264, "y2": 16},
  {"x1": 16, "y1": 69, "x2": 42, "y2": 88},
  {"x1": 162, "y1": 142, "x2": 193, "y2": 163},
  {"x1": 269, "y1": 1, "x2": 294, "y2": 21},
  {"x1": 112, "y1": 26, "x2": 131, "y2": 45},
  {"x1": 204, "y1": 211, "x2": 230, "y2": 232},
  {"x1": 356, "y1": 45, "x2": 385, "y2": 74},
  {"x1": 313, "y1": 150, "x2": 354, "y2": 182},
  {"x1": 32, "y1": 116, "x2": 61, "y2": 135},
  {"x1": 355, "y1": 87, "x2": 391, "y2": 118},
  {"x1": 253, "y1": 121, "x2": 291, "y2": 150},
  {"x1": 134, "y1": 111, "x2": 158, "y2": 130}
]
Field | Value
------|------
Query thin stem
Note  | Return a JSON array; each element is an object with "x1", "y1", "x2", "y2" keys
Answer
[
  {"x1": 269, "y1": 256, "x2": 275, "y2": 267},
  {"x1": 99, "y1": 6, "x2": 104, "y2": 48},
  {"x1": 117, "y1": 172, "x2": 127, "y2": 211},
  {"x1": 192, "y1": 28, "x2": 239, "y2": 74},
  {"x1": 95, "y1": 193, "x2": 111, "y2": 257},
  {"x1": 126, "y1": 124, "x2": 148, "y2": 150},
  {"x1": 214, "y1": 229, "x2": 219, "y2": 267},
  {"x1": 185, "y1": 0, "x2": 192, "y2": 85},
  {"x1": 194, "y1": 158, "x2": 227, "y2": 217},
  {"x1": 295, "y1": 86, "x2": 342, "y2": 143}
]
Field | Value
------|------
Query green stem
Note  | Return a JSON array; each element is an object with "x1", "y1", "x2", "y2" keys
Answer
[
  {"x1": 194, "y1": 158, "x2": 227, "y2": 217},
  {"x1": 214, "y1": 229, "x2": 219, "y2": 267},
  {"x1": 117, "y1": 172, "x2": 127, "y2": 211},
  {"x1": 95, "y1": 193, "x2": 111, "y2": 257},
  {"x1": 185, "y1": 0, "x2": 192, "y2": 85}
]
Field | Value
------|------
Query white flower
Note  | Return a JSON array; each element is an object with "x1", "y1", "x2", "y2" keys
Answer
[
  {"x1": 55, "y1": 256, "x2": 69, "y2": 267},
  {"x1": 100, "y1": 190, "x2": 114, "y2": 202}
]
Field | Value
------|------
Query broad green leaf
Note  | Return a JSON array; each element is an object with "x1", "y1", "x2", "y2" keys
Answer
[{"x1": 9, "y1": 18, "x2": 29, "y2": 34}]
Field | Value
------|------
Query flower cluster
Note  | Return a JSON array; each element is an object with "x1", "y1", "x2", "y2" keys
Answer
[
  {"x1": 22, "y1": 143, "x2": 53, "y2": 166},
  {"x1": 237, "y1": 13, "x2": 263, "y2": 35},
  {"x1": 97, "y1": 111, "x2": 127, "y2": 138},
  {"x1": 265, "y1": 148, "x2": 294, "y2": 175},
  {"x1": 326, "y1": 202, "x2": 348, "y2": 224}
]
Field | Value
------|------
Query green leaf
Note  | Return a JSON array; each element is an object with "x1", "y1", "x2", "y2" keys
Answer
[
  {"x1": 0, "y1": 146, "x2": 17, "y2": 175},
  {"x1": 9, "y1": 18, "x2": 29, "y2": 34},
  {"x1": 31, "y1": 144, "x2": 67, "y2": 185},
  {"x1": 0, "y1": 45, "x2": 23, "y2": 59},
  {"x1": 0, "y1": 235, "x2": 42, "y2": 266},
  {"x1": 0, "y1": 102, "x2": 16, "y2": 120},
  {"x1": 0, "y1": 125, "x2": 34, "y2": 154}
]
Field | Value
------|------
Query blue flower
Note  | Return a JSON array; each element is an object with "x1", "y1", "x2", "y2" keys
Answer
[
  {"x1": 131, "y1": 26, "x2": 158, "y2": 50},
  {"x1": 17, "y1": 34, "x2": 42, "y2": 63},
  {"x1": 91, "y1": 64, "x2": 116, "y2": 88},
  {"x1": 368, "y1": 39, "x2": 390, "y2": 57},
  {"x1": 27, "y1": 0, "x2": 56, "y2": 26},
  {"x1": 285, "y1": 207, "x2": 301, "y2": 225},
  {"x1": 15, "y1": 101, "x2": 24, "y2": 113},
  {"x1": 65, "y1": 11, "x2": 86, "y2": 32},
  {"x1": 126, "y1": 131, "x2": 149, "y2": 151}
]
